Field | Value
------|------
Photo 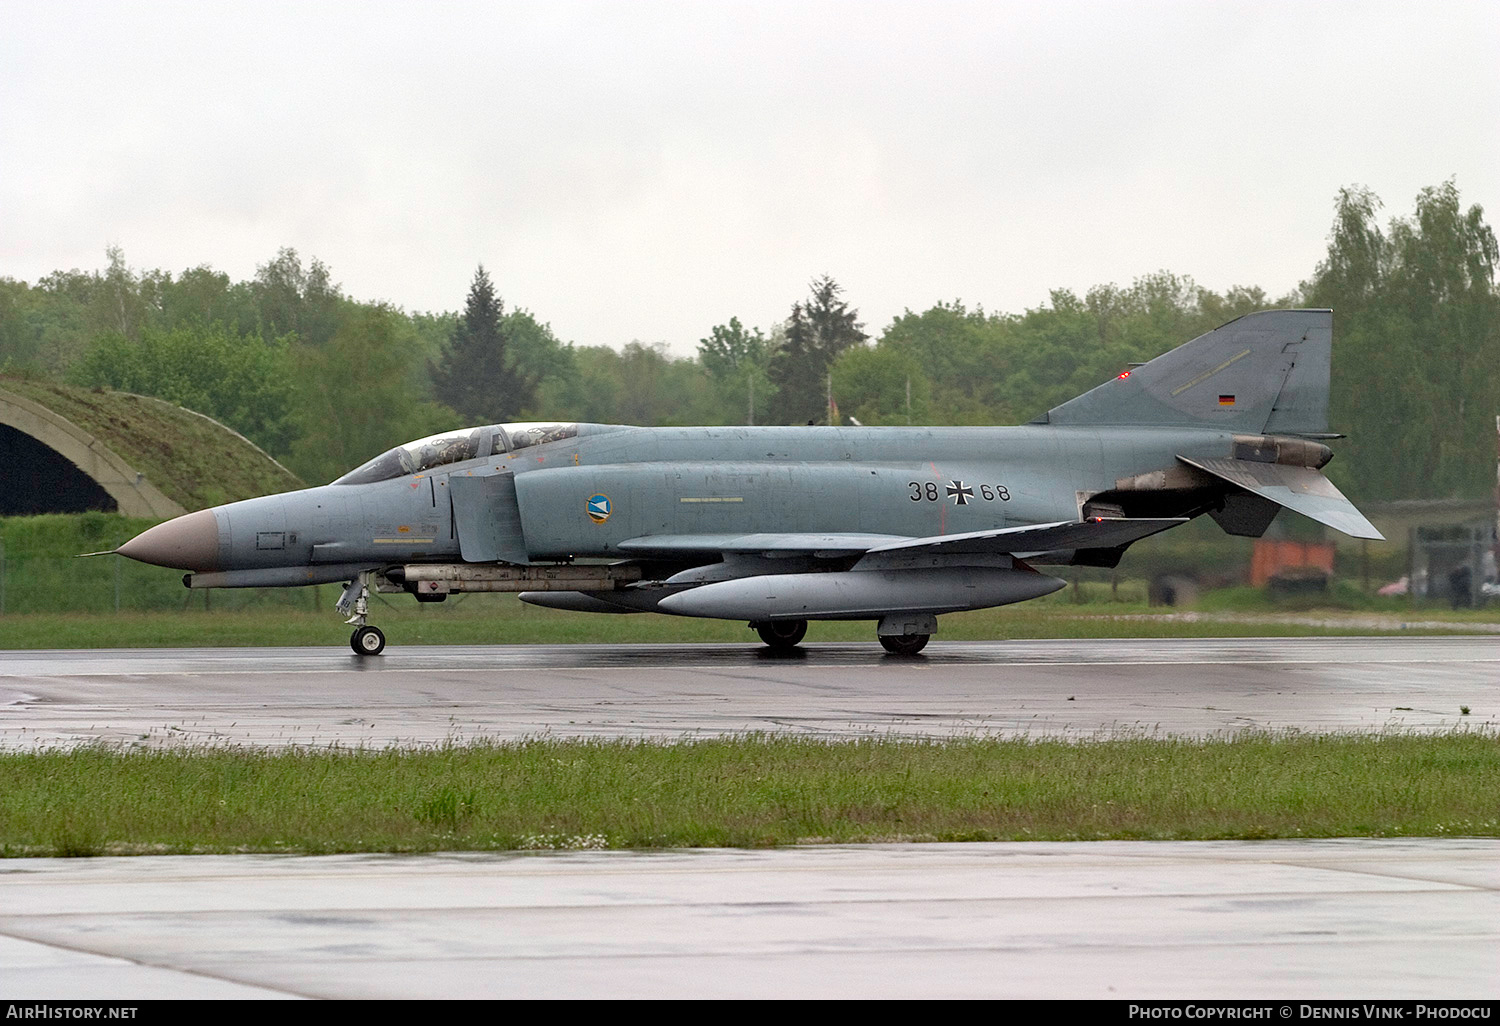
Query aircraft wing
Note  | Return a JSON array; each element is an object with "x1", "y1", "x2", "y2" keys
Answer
[
  {"x1": 616, "y1": 533, "x2": 911, "y2": 557},
  {"x1": 617, "y1": 519, "x2": 1184, "y2": 562},
  {"x1": 860, "y1": 518, "x2": 1187, "y2": 559},
  {"x1": 1177, "y1": 456, "x2": 1384, "y2": 540}
]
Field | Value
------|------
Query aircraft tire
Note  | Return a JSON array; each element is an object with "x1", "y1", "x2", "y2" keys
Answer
[
  {"x1": 755, "y1": 619, "x2": 807, "y2": 650},
  {"x1": 351, "y1": 625, "x2": 386, "y2": 656},
  {"x1": 879, "y1": 633, "x2": 930, "y2": 656}
]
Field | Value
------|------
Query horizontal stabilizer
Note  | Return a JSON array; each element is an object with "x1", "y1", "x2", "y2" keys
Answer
[
  {"x1": 861, "y1": 518, "x2": 1187, "y2": 560},
  {"x1": 1178, "y1": 456, "x2": 1383, "y2": 540}
]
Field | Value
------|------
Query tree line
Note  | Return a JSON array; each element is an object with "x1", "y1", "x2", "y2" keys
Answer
[{"x1": 0, "y1": 181, "x2": 1493, "y2": 501}]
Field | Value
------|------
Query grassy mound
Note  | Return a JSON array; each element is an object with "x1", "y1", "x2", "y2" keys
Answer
[{"x1": 1, "y1": 378, "x2": 301, "y2": 510}]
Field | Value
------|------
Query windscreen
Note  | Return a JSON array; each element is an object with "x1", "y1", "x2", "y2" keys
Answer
[
  {"x1": 332, "y1": 427, "x2": 490, "y2": 485},
  {"x1": 332, "y1": 423, "x2": 580, "y2": 484}
]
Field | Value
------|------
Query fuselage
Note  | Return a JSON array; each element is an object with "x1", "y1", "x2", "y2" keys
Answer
[{"x1": 125, "y1": 422, "x2": 1247, "y2": 576}]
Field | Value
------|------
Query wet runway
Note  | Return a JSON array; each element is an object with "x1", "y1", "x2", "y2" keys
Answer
[
  {"x1": 0, "y1": 637, "x2": 1495, "y2": 749},
  {"x1": 3, "y1": 839, "x2": 1496, "y2": 999},
  {"x1": 4, "y1": 639, "x2": 1495, "y2": 998}
]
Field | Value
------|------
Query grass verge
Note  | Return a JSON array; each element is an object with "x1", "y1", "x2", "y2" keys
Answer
[
  {"x1": 3, "y1": 593, "x2": 1499, "y2": 649},
  {"x1": 2, "y1": 731, "x2": 1495, "y2": 856}
]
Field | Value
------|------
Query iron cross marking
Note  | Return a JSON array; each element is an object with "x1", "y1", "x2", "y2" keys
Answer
[{"x1": 946, "y1": 481, "x2": 974, "y2": 505}]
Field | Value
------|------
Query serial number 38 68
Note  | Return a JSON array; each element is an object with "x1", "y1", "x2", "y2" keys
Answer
[{"x1": 906, "y1": 482, "x2": 1010, "y2": 502}]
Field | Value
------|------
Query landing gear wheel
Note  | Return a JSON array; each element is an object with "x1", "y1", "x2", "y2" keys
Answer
[
  {"x1": 879, "y1": 633, "x2": 930, "y2": 656},
  {"x1": 351, "y1": 625, "x2": 386, "y2": 656},
  {"x1": 755, "y1": 619, "x2": 808, "y2": 650}
]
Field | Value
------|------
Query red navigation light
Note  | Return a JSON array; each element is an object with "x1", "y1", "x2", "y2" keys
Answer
[{"x1": 1117, "y1": 370, "x2": 1131, "y2": 379}]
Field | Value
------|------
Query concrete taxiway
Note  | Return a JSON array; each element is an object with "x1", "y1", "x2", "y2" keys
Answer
[
  {"x1": 0, "y1": 637, "x2": 1494, "y2": 749},
  {"x1": 3, "y1": 639, "x2": 1494, "y2": 999},
  {"x1": 2, "y1": 839, "x2": 1495, "y2": 999}
]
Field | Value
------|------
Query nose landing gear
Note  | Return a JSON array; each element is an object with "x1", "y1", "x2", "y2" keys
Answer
[
  {"x1": 338, "y1": 572, "x2": 386, "y2": 656},
  {"x1": 350, "y1": 624, "x2": 386, "y2": 656}
]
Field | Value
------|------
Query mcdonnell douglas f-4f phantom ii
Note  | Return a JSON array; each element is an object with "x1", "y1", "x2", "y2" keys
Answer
[{"x1": 116, "y1": 309, "x2": 1381, "y2": 656}]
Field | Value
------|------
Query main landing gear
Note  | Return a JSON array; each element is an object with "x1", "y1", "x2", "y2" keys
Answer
[
  {"x1": 753, "y1": 619, "x2": 807, "y2": 651},
  {"x1": 749, "y1": 617, "x2": 933, "y2": 656},
  {"x1": 338, "y1": 572, "x2": 386, "y2": 656},
  {"x1": 879, "y1": 633, "x2": 930, "y2": 656},
  {"x1": 876, "y1": 613, "x2": 936, "y2": 657}
]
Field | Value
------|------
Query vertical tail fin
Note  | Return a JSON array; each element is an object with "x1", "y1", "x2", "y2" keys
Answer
[{"x1": 1036, "y1": 309, "x2": 1332, "y2": 435}]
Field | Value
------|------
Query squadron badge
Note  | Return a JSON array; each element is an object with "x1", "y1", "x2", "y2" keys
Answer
[{"x1": 586, "y1": 493, "x2": 612, "y2": 523}]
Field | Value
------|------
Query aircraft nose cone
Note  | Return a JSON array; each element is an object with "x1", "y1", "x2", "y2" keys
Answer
[{"x1": 117, "y1": 509, "x2": 221, "y2": 570}]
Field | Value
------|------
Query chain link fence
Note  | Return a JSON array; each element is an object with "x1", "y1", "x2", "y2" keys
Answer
[{"x1": 0, "y1": 538, "x2": 328, "y2": 614}]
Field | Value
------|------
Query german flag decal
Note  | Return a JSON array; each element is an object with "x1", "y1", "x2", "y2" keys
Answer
[{"x1": 1218, "y1": 394, "x2": 1236, "y2": 406}]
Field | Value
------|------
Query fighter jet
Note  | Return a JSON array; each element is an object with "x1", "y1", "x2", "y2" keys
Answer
[{"x1": 116, "y1": 309, "x2": 1380, "y2": 656}]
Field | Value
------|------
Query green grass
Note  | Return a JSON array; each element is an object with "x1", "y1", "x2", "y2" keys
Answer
[
  {"x1": 2, "y1": 593, "x2": 1497, "y2": 649},
  {"x1": 1195, "y1": 580, "x2": 1399, "y2": 612},
  {"x1": 2, "y1": 732, "x2": 1494, "y2": 856},
  {"x1": 0, "y1": 513, "x2": 324, "y2": 614}
]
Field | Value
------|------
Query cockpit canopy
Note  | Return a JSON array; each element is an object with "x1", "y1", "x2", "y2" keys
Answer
[{"x1": 332, "y1": 423, "x2": 581, "y2": 485}]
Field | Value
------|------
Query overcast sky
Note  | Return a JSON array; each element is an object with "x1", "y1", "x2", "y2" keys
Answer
[{"x1": 2, "y1": 1, "x2": 1496, "y2": 354}]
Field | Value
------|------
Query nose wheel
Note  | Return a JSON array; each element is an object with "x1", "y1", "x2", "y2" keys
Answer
[
  {"x1": 351, "y1": 624, "x2": 386, "y2": 656},
  {"x1": 339, "y1": 571, "x2": 386, "y2": 656}
]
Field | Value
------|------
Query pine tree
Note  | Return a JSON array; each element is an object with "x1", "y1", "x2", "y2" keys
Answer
[
  {"x1": 767, "y1": 276, "x2": 868, "y2": 424},
  {"x1": 429, "y1": 265, "x2": 539, "y2": 423}
]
